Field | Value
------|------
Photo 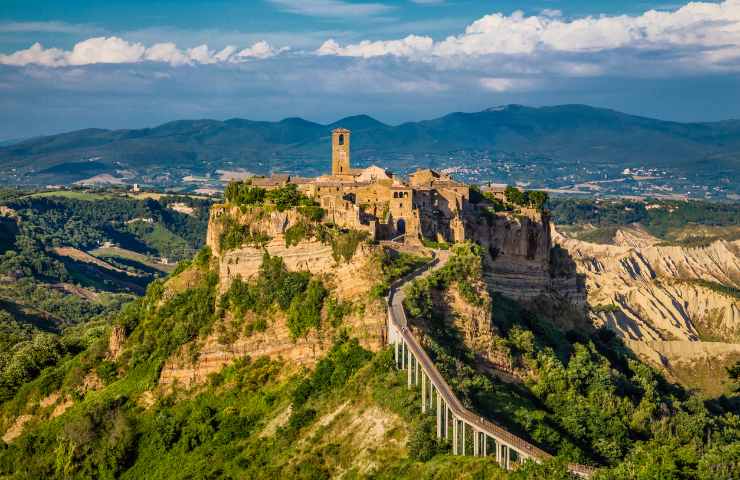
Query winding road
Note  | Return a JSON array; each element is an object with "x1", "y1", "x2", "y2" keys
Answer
[{"x1": 385, "y1": 248, "x2": 595, "y2": 478}]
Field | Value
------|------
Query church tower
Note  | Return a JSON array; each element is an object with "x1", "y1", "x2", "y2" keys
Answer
[{"x1": 331, "y1": 128, "x2": 351, "y2": 177}]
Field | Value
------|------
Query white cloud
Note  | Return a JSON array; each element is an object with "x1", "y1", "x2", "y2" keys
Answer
[
  {"x1": 540, "y1": 9, "x2": 562, "y2": 18},
  {"x1": 237, "y1": 41, "x2": 285, "y2": 59},
  {"x1": 67, "y1": 37, "x2": 147, "y2": 65},
  {"x1": 317, "y1": 35, "x2": 434, "y2": 58},
  {"x1": 144, "y1": 42, "x2": 191, "y2": 66},
  {"x1": 318, "y1": 0, "x2": 740, "y2": 69},
  {"x1": 0, "y1": 42, "x2": 68, "y2": 67},
  {"x1": 268, "y1": 0, "x2": 392, "y2": 18},
  {"x1": 0, "y1": 37, "x2": 286, "y2": 67}
]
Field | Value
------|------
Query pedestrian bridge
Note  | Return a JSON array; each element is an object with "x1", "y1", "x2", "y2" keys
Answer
[{"x1": 385, "y1": 252, "x2": 595, "y2": 478}]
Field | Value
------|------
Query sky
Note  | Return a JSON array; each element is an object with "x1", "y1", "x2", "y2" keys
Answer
[{"x1": 1, "y1": 0, "x2": 740, "y2": 139}]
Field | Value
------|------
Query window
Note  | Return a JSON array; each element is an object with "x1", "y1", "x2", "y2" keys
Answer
[{"x1": 338, "y1": 134, "x2": 344, "y2": 145}]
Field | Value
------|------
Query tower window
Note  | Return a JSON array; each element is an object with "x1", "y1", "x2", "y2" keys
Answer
[{"x1": 338, "y1": 134, "x2": 344, "y2": 145}]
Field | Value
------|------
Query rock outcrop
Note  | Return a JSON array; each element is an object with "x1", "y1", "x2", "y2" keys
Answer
[
  {"x1": 554, "y1": 226, "x2": 740, "y2": 393},
  {"x1": 554, "y1": 228, "x2": 740, "y2": 342},
  {"x1": 159, "y1": 205, "x2": 388, "y2": 388},
  {"x1": 107, "y1": 325, "x2": 126, "y2": 360},
  {"x1": 159, "y1": 303, "x2": 386, "y2": 388},
  {"x1": 466, "y1": 208, "x2": 584, "y2": 303}
]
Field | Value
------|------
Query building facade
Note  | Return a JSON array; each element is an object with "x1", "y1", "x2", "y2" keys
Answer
[{"x1": 254, "y1": 127, "x2": 471, "y2": 244}]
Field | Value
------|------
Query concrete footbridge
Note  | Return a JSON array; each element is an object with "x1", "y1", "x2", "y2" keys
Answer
[{"x1": 385, "y1": 250, "x2": 595, "y2": 478}]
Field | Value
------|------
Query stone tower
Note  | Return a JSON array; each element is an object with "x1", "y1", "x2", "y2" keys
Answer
[{"x1": 331, "y1": 128, "x2": 351, "y2": 176}]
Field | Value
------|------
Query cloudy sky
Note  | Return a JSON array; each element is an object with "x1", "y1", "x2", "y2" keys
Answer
[{"x1": 1, "y1": 0, "x2": 740, "y2": 139}]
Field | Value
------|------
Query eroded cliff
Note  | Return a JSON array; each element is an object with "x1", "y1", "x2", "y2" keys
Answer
[
  {"x1": 554, "y1": 226, "x2": 740, "y2": 393},
  {"x1": 159, "y1": 206, "x2": 389, "y2": 388}
]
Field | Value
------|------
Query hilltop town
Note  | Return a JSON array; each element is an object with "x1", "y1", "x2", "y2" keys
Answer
[{"x1": 237, "y1": 128, "x2": 544, "y2": 247}]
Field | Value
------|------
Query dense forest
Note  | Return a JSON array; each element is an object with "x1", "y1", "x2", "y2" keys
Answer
[{"x1": 0, "y1": 188, "x2": 214, "y2": 408}]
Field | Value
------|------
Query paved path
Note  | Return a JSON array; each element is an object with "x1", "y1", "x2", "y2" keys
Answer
[{"x1": 385, "y1": 249, "x2": 594, "y2": 478}]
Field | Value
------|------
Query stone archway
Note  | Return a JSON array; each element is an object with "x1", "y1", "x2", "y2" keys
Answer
[{"x1": 397, "y1": 218, "x2": 406, "y2": 235}]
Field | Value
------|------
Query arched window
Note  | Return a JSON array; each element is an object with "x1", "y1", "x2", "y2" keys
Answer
[{"x1": 338, "y1": 134, "x2": 344, "y2": 145}]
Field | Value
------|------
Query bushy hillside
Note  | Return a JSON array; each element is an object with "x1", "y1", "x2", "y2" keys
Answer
[
  {"x1": 0, "y1": 201, "x2": 737, "y2": 479},
  {"x1": 0, "y1": 245, "x2": 584, "y2": 479},
  {"x1": 0, "y1": 190, "x2": 214, "y2": 405},
  {"x1": 402, "y1": 243, "x2": 740, "y2": 478}
]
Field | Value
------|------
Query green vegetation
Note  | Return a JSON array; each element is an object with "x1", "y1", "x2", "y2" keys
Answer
[
  {"x1": 125, "y1": 271, "x2": 219, "y2": 370},
  {"x1": 329, "y1": 228, "x2": 368, "y2": 263},
  {"x1": 504, "y1": 186, "x2": 549, "y2": 211},
  {"x1": 369, "y1": 249, "x2": 430, "y2": 299},
  {"x1": 404, "y1": 242, "x2": 484, "y2": 313},
  {"x1": 420, "y1": 239, "x2": 450, "y2": 250},
  {"x1": 218, "y1": 215, "x2": 272, "y2": 251},
  {"x1": 727, "y1": 361, "x2": 740, "y2": 393},
  {"x1": 286, "y1": 280, "x2": 327, "y2": 339},
  {"x1": 686, "y1": 279, "x2": 740, "y2": 300},
  {"x1": 224, "y1": 183, "x2": 318, "y2": 212},
  {"x1": 220, "y1": 253, "x2": 331, "y2": 340},
  {"x1": 591, "y1": 304, "x2": 621, "y2": 314},
  {"x1": 4, "y1": 195, "x2": 211, "y2": 261},
  {"x1": 403, "y1": 246, "x2": 740, "y2": 477},
  {"x1": 549, "y1": 198, "x2": 740, "y2": 243}
]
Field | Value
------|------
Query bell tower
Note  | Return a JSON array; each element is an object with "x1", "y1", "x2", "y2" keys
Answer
[{"x1": 331, "y1": 128, "x2": 351, "y2": 177}]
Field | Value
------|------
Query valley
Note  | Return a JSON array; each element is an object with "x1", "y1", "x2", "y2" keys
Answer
[{"x1": 0, "y1": 141, "x2": 736, "y2": 478}]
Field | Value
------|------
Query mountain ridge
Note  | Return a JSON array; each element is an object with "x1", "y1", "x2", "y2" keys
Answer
[{"x1": 2, "y1": 104, "x2": 739, "y2": 185}]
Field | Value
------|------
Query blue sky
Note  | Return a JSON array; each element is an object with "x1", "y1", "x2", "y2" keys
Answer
[{"x1": 1, "y1": 0, "x2": 740, "y2": 138}]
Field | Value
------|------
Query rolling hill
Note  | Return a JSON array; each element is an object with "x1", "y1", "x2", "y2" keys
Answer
[{"x1": 1, "y1": 104, "x2": 739, "y2": 185}]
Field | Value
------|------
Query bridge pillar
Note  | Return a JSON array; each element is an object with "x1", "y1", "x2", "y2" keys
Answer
[
  {"x1": 461, "y1": 421, "x2": 466, "y2": 456},
  {"x1": 452, "y1": 417, "x2": 458, "y2": 455},
  {"x1": 482, "y1": 434, "x2": 487, "y2": 457},
  {"x1": 414, "y1": 357, "x2": 419, "y2": 386},
  {"x1": 445, "y1": 406, "x2": 450, "y2": 441},
  {"x1": 473, "y1": 429, "x2": 479, "y2": 457},
  {"x1": 407, "y1": 350, "x2": 413, "y2": 388},
  {"x1": 400, "y1": 341, "x2": 405, "y2": 370},
  {"x1": 436, "y1": 393, "x2": 442, "y2": 438},
  {"x1": 394, "y1": 340, "x2": 399, "y2": 367},
  {"x1": 496, "y1": 443, "x2": 502, "y2": 465},
  {"x1": 421, "y1": 372, "x2": 426, "y2": 413}
]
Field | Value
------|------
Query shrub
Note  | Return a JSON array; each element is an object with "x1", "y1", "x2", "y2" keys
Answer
[
  {"x1": 284, "y1": 222, "x2": 307, "y2": 248},
  {"x1": 287, "y1": 280, "x2": 327, "y2": 339},
  {"x1": 330, "y1": 229, "x2": 368, "y2": 263},
  {"x1": 408, "y1": 416, "x2": 445, "y2": 461}
]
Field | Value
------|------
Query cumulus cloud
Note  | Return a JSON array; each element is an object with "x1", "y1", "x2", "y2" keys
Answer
[
  {"x1": 317, "y1": 35, "x2": 434, "y2": 58},
  {"x1": 0, "y1": 37, "x2": 285, "y2": 67},
  {"x1": 318, "y1": 0, "x2": 740, "y2": 68}
]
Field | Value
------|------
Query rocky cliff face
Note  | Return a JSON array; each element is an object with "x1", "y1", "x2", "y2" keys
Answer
[
  {"x1": 465, "y1": 209, "x2": 583, "y2": 303},
  {"x1": 160, "y1": 302, "x2": 387, "y2": 388},
  {"x1": 208, "y1": 205, "x2": 383, "y2": 299},
  {"x1": 554, "y1": 227, "x2": 740, "y2": 393},
  {"x1": 158, "y1": 206, "x2": 387, "y2": 388},
  {"x1": 554, "y1": 228, "x2": 740, "y2": 342}
]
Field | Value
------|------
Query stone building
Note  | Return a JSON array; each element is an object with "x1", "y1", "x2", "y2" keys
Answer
[{"x1": 249, "y1": 127, "x2": 471, "y2": 245}]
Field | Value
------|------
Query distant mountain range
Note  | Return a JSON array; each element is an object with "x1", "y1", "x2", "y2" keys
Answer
[{"x1": 1, "y1": 104, "x2": 739, "y2": 185}]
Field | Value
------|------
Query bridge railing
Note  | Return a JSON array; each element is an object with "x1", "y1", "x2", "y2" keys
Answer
[{"x1": 384, "y1": 252, "x2": 595, "y2": 478}]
